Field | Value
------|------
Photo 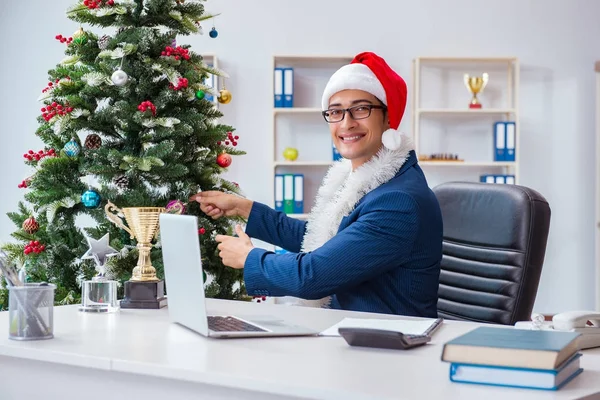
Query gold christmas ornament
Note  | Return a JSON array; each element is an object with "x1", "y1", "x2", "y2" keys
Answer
[
  {"x1": 217, "y1": 88, "x2": 232, "y2": 104},
  {"x1": 73, "y1": 27, "x2": 88, "y2": 45}
]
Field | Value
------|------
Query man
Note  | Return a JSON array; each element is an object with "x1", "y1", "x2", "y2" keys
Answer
[{"x1": 190, "y1": 52, "x2": 443, "y2": 317}]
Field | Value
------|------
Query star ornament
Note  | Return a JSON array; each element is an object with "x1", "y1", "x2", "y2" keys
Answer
[{"x1": 81, "y1": 233, "x2": 119, "y2": 274}]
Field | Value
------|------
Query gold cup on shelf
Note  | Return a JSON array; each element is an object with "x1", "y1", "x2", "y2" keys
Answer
[
  {"x1": 104, "y1": 201, "x2": 183, "y2": 309},
  {"x1": 463, "y1": 72, "x2": 489, "y2": 109}
]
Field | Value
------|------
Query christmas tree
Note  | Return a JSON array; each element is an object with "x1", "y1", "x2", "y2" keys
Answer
[{"x1": 0, "y1": 0, "x2": 246, "y2": 309}]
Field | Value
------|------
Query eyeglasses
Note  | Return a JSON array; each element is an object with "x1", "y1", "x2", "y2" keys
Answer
[{"x1": 322, "y1": 104, "x2": 387, "y2": 123}]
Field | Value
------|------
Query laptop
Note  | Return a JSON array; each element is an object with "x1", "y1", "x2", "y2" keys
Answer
[{"x1": 159, "y1": 213, "x2": 318, "y2": 338}]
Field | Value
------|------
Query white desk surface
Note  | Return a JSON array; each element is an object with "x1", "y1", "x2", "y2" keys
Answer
[{"x1": 0, "y1": 299, "x2": 599, "y2": 400}]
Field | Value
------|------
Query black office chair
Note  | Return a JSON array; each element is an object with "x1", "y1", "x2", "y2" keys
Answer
[{"x1": 432, "y1": 182, "x2": 551, "y2": 326}]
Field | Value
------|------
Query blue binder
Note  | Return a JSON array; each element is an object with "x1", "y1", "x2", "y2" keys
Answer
[
  {"x1": 274, "y1": 174, "x2": 284, "y2": 211},
  {"x1": 283, "y1": 68, "x2": 294, "y2": 107},
  {"x1": 505, "y1": 121, "x2": 516, "y2": 161},
  {"x1": 293, "y1": 174, "x2": 304, "y2": 214},
  {"x1": 480, "y1": 175, "x2": 495, "y2": 184},
  {"x1": 204, "y1": 64, "x2": 214, "y2": 102},
  {"x1": 332, "y1": 143, "x2": 342, "y2": 161},
  {"x1": 493, "y1": 122, "x2": 506, "y2": 161},
  {"x1": 274, "y1": 68, "x2": 284, "y2": 107}
]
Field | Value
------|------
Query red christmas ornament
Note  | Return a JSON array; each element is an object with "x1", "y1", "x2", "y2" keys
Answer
[
  {"x1": 198, "y1": 227, "x2": 206, "y2": 235},
  {"x1": 216, "y1": 152, "x2": 232, "y2": 168},
  {"x1": 22, "y1": 216, "x2": 40, "y2": 234}
]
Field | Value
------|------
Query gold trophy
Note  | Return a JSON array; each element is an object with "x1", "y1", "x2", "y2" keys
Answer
[
  {"x1": 464, "y1": 72, "x2": 489, "y2": 109},
  {"x1": 105, "y1": 201, "x2": 183, "y2": 309}
]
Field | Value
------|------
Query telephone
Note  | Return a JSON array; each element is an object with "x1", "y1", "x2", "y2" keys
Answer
[{"x1": 514, "y1": 310, "x2": 600, "y2": 350}]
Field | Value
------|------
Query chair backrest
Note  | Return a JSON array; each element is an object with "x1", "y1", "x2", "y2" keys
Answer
[{"x1": 432, "y1": 182, "x2": 551, "y2": 325}]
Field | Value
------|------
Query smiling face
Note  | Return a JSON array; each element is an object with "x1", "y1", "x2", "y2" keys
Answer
[{"x1": 325, "y1": 89, "x2": 389, "y2": 170}]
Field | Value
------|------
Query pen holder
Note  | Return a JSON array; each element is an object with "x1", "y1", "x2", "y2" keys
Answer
[{"x1": 8, "y1": 283, "x2": 56, "y2": 341}]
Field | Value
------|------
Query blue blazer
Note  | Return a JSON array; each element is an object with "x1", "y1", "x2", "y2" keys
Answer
[{"x1": 244, "y1": 151, "x2": 443, "y2": 317}]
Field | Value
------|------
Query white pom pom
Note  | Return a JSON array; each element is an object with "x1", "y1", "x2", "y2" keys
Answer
[{"x1": 382, "y1": 128, "x2": 402, "y2": 150}]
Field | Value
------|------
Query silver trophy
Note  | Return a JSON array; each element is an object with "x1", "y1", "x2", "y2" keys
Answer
[{"x1": 79, "y1": 233, "x2": 120, "y2": 313}]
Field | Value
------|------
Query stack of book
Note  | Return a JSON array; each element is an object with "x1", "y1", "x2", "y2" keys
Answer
[{"x1": 441, "y1": 326, "x2": 584, "y2": 390}]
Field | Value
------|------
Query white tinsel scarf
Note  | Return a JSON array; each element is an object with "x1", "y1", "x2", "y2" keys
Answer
[{"x1": 275, "y1": 135, "x2": 414, "y2": 308}]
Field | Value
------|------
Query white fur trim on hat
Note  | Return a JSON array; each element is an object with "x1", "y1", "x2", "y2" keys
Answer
[
  {"x1": 381, "y1": 128, "x2": 403, "y2": 150},
  {"x1": 321, "y1": 63, "x2": 387, "y2": 110}
]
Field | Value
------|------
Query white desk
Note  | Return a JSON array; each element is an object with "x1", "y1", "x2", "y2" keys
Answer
[{"x1": 0, "y1": 299, "x2": 599, "y2": 400}]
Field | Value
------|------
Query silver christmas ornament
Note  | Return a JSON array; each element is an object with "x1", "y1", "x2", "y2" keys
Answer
[{"x1": 111, "y1": 69, "x2": 128, "y2": 86}]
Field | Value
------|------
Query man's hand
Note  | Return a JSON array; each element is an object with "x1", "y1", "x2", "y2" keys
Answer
[
  {"x1": 188, "y1": 191, "x2": 253, "y2": 220},
  {"x1": 215, "y1": 225, "x2": 254, "y2": 269}
]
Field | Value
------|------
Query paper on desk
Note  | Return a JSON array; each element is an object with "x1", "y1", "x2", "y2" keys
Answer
[{"x1": 320, "y1": 318, "x2": 440, "y2": 337}]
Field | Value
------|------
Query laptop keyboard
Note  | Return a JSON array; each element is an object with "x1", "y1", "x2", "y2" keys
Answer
[{"x1": 208, "y1": 316, "x2": 268, "y2": 332}]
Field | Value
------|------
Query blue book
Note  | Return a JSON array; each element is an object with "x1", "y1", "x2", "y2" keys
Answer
[
  {"x1": 449, "y1": 352, "x2": 583, "y2": 391},
  {"x1": 441, "y1": 326, "x2": 581, "y2": 370}
]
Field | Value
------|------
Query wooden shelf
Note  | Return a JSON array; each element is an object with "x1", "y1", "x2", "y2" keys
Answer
[
  {"x1": 419, "y1": 161, "x2": 516, "y2": 167},
  {"x1": 274, "y1": 55, "x2": 354, "y2": 63},
  {"x1": 271, "y1": 55, "x2": 355, "y2": 217},
  {"x1": 274, "y1": 161, "x2": 333, "y2": 167},
  {"x1": 274, "y1": 107, "x2": 322, "y2": 114},
  {"x1": 416, "y1": 57, "x2": 517, "y2": 63},
  {"x1": 412, "y1": 56, "x2": 520, "y2": 185},
  {"x1": 418, "y1": 108, "x2": 516, "y2": 115}
]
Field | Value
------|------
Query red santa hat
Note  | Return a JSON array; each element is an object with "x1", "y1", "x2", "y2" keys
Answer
[{"x1": 321, "y1": 52, "x2": 408, "y2": 150}]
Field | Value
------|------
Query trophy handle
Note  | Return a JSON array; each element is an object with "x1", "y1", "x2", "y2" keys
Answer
[
  {"x1": 482, "y1": 72, "x2": 489, "y2": 89},
  {"x1": 463, "y1": 74, "x2": 471, "y2": 91},
  {"x1": 104, "y1": 201, "x2": 135, "y2": 239}
]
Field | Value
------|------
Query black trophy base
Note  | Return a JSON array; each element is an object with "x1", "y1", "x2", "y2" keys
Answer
[{"x1": 120, "y1": 280, "x2": 168, "y2": 309}]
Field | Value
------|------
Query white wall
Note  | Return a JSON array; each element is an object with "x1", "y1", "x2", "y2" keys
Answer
[{"x1": 1, "y1": 0, "x2": 599, "y2": 314}]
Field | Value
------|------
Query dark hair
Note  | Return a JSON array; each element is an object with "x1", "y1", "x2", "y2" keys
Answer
[{"x1": 376, "y1": 97, "x2": 387, "y2": 122}]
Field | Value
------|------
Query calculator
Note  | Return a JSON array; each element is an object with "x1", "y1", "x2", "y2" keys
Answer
[{"x1": 338, "y1": 327, "x2": 432, "y2": 350}]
